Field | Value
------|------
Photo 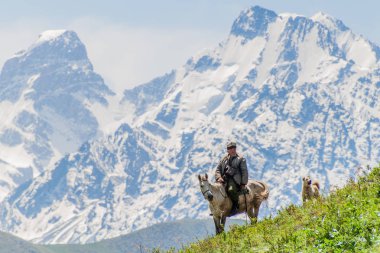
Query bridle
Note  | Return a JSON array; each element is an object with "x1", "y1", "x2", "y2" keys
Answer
[{"x1": 200, "y1": 179, "x2": 212, "y2": 199}]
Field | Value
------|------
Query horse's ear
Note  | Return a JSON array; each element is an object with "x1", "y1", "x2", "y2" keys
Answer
[
  {"x1": 205, "y1": 173, "x2": 208, "y2": 180},
  {"x1": 198, "y1": 174, "x2": 201, "y2": 181}
]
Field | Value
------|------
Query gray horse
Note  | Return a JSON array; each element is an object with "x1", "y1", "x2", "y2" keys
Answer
[{"x1": 198, "y1": 173, "x2": 269, "y2": 234}]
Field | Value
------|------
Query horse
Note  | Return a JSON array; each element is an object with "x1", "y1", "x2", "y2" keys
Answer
[{"x1": 197, "y1": 173, "x2": 269, "y2": 234}]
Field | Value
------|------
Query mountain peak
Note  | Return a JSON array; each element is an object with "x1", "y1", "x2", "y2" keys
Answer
[
  {"x1": 36, "y1": 30, "x2": 68, "y2": 44},
  {"x1": 230, "y1": 5, "x2": 277, "y2": 39},
  {"x1": 31, "y1": 29, "x2": 83, "y2": 50},
  {"x1": 8, "y1": 29, "x2": 88, "y2": 64},
  {"x1": 311, "y1": 11, "x2": 349, "y2": 32}
]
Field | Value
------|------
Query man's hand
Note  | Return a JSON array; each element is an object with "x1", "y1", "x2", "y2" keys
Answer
[
  {"x1": 217, "y1": 178, "x2": 225, "y2": 183},
  {"x1": 240, "y1": 184, "x2": 248, "y2": 194}
]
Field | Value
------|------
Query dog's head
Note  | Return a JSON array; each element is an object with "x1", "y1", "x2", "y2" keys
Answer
[{"x1": 302, "y1": 176, "x2": 312, "y2": 186}]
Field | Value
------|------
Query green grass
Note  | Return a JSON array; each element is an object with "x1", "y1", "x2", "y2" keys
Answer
[{"x1": 179, "y1": 166, "x2": 380, "y2": 253}]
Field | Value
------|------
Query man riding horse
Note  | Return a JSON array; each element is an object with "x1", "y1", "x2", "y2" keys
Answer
[
  {"x1": 198, "y1": 141, "x2": 268, "y2": 234},
  {"x1": 215, "y1": 141, "x2": 248, "y2": 216}
]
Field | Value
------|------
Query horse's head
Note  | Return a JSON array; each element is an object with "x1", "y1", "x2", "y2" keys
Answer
[{"x1": 198, "y1": 173, "x2": 213, "y2": 201}]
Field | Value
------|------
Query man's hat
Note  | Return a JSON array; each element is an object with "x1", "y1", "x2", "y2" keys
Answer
[{"x1": 226, "y1": 141, "x2": 237, "y2": 148}]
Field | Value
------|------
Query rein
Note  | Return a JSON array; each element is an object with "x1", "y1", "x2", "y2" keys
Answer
[
  {"x1": 201, "y1": 180, "x2": 227, "y2": 198},
  {"x1": 218, "y1": 185, "x2": 227, "y2": 198}
]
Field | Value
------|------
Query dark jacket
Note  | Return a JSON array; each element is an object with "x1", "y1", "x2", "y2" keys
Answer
[{"x1": 215, "y1": 153, "x2": 248, "y2": 185}]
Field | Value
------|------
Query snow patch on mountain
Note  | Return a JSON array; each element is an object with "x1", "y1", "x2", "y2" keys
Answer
[{"x1": 32, "y1": 30, "x2": 68, "y2": 48}]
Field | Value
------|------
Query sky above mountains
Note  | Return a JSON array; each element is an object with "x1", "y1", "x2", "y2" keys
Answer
[{"x1": 0, "y1": 1, "x2": 379, "y2": 93}]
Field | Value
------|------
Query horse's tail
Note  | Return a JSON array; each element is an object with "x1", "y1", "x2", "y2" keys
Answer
[
  {"x1": 260, "y1": 181, "x2": 270, "y2": 201},
  {"x1": 253, "y1": 181, "x2": 269, "y2": 201}
]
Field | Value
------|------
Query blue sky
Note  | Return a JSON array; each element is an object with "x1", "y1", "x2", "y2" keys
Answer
[{"x1": 1, "y1": 0, "x2": 379, "y2": 91}]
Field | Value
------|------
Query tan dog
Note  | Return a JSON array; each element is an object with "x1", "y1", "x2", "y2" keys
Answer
[{"x1": 302, "y1": 176, "x2": 320, "y2": 203}]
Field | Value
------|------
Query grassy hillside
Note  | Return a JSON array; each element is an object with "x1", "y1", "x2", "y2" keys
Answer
[{"x1": 180, "y1": 166, "x2": 380, "y2": 252}]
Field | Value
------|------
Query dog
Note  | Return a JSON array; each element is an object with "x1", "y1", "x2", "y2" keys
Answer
[{"x1": 302, "y1": 176, "x2": 320, "y2": 203}]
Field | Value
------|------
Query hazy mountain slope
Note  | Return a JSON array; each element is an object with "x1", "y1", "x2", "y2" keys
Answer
[
  {"x1": 0, "y1": 231, "x2": 52, "y2": 253},
  {"x1": 44, "y1": 219, "x2": 244, "y2": 253},
  {"x1": 0, "y1": 219, "x2": 243, "y2": 253}
]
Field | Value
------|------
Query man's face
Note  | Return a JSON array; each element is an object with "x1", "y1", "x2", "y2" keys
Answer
[{"x1": 227, "y1": 146, "x2": 236, "y2": 156}]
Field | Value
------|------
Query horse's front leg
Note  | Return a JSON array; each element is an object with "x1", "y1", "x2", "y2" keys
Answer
[
  {"x1": 221, "y1": 216, "x2": 226, "y2": 231},
  {"x1": 248, "y1": 202, "x2": 261, "y2": 224},
  {"x1": 213, "y1": 215, "x2": 223, "y2": 234}
]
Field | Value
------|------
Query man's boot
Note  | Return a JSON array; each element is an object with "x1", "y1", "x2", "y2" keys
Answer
[{"x1": 230, "y1": 201, "x2": 239, "y2": 216}]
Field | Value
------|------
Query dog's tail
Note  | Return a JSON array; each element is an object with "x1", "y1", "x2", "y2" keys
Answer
[{"x1": 312, "y1": 181, "x2": 320, "y2": 190}]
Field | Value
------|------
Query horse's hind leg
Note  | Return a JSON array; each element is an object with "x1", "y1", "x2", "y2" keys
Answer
[
  {"x1": 252, "y1": 202, "x2": 262, "y2": 224},
  {"x1": 247, "y1": 207, "x2": 257, "y2": 224},
  {"x1": 248, "y1": 202, "x2": 261, "y2": 224}
]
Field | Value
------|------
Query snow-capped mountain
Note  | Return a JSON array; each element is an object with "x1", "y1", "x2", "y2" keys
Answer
[
  {"x1": 2, "y1": 6, "x2": 380, "y2": 244},
  {"x1": 0, "y1": 30, "x2": 115, "y2": 200},
  {"x1": 1, "y1": 123, "x2": 156, "y2": 243}
]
